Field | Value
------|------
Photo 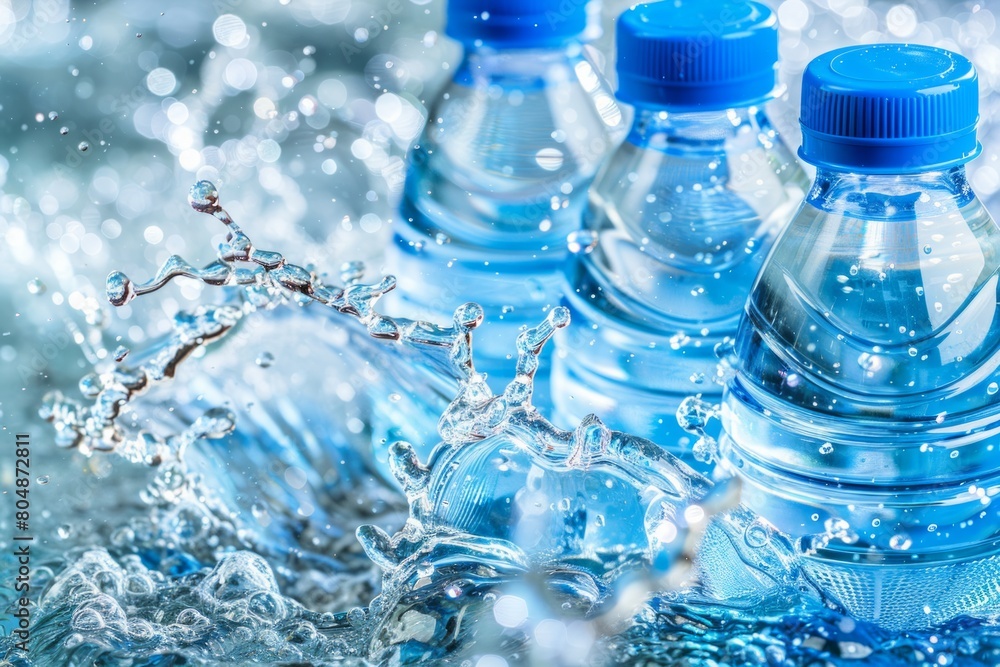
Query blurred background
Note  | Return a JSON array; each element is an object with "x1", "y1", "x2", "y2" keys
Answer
[
  {"x1": 0, "y1": 0, "x2": 999, "y2": 660},
  {"x1": 2, "y1": 0, "x2": 1000, "y2": 442}
]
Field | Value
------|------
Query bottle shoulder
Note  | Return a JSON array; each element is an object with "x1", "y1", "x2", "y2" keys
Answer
[
  {"x1": 571, "y1": 112, "x2": 807, "y2": 328},
  {"x1": 737, "y1": 188, "x2": 1000, "y2": 417},
  {"x1": 414, "y1": 52, "x2": 624, "y2": 177}
]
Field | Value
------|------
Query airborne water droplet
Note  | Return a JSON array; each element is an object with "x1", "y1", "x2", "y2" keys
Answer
[
  {"x1": 819, "y1": 442, "x2": 834, "y2": 455},
  {"x1": 37, "y1": 475, "x2": 50, "y2": 485},
  {"x1": 27, "y1": 278, "x2": 46, "y2": 294},
  {"x1": 188, "y1": 180, "x2": 220, "y2": 213},
  {"x1": 113, "y1": 345, "x2": 129, "y2": 362},
  {"x1": 78, "y1": 141, "x2": 89, "y2": 152},
  {"x1": 255, "y1": 351, "x2": 274, "y2": 368}
]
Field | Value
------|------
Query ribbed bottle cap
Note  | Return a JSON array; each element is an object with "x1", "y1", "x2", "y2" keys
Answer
[
  {"x1": 799, "y1": 44, "x2": 981, "y2": 174},
  {"x1": 446, "y1": 0, "x2": 588, "y2": 48},
  {"x1": 615, "y1": 1, "x2": 779, "y2": 110}
]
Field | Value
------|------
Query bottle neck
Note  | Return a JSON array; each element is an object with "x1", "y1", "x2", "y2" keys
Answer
[
  {"x1": 456, "y1": 41, "x2": 584, "y2": 84},
  {"x1": 626, "y1": 105, "x2": 763, "y2": 152},
  {"x1": 806, "y1": 167, "x2": 976, "y2": 222}
]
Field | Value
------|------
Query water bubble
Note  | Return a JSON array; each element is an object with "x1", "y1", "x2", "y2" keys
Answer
[
  {"x1": 255, "y1": 351, "x2": 274, "y2": 368},
  {"x1": 27, "y1": 278, "x2": 46, "y2": 294},
  {"x1": 78, "y1": 141, "x2": 89, "y2": 152}
]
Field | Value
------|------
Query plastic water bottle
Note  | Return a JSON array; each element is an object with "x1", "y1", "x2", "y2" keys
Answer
[
  {"x1": 551, "y1": 1, "x2": 807, "y2": 461},
  {"x1": 700, "y1": 44, "x2": 999, "y2": 630},
  {"x1": 385, "y1": 0, "x2": 625, "y2": 391}
]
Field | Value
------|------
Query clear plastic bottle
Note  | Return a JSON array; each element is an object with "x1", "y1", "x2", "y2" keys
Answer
[
  {"x1": 385, "y1": 0, "x2": 625, "y2": 393},
  {"x1": 551, "y1": 1, "x2": 807, "y2": 464},
  {"x1": 700, "y1": 44, "x2": 999, "y2": 630}
]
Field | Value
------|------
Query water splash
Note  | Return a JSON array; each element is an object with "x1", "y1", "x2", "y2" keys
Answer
[
  {"x1": 44, "y1": 181, "x2": 486, "y2": 464},
  {"x1": 25, "y1": 180, "x2": 1000, "y2": 666}
]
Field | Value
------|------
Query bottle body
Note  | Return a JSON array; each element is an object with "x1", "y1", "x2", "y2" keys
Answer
[
  {"x1": 702, "y1": 167, "x2": 1000, "y2": 628},
  {"x1": 386, "y1": 45, "x2": 625, "y2": 391},
  {"x1": 552, "y1": 105, "x2": 807, "y2": 458}
]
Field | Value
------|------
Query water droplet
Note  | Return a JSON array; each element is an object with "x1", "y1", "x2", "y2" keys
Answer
[
  {"x1": 77, "y1": 141, "x2": 89, "y2": 152},
  {"x1": 923, "y1": 245, "x2": 932, "y2": 254},
  {"x1": 113, "y1": 345, "x2": 129, "y2": 362},
  {"x1": 47, "y1": 111, "x2": 58, "y2": 121},
  {"x1": 255, "y1": 351, "x2": 274, "y2": 368},
  {"x1": 744, "y1": 521, "x2": 770, "y2": 548},
  {"x1": 890, "y1": 534, "x2": 912, "y2": 551},
  {"x1": 57, "y1": 524, "x2": 73, "y2": 539},
  {"x1": 988, "y1": 382, "x2": 998, "y2": 396},
  {"x1": 347, "y1": 607, "x2": 366, "y2": 627},
  {"x1": 188, "y1": 180, "x2": 220, "y2": 213},
  {"x1": 819, "y1": 442, "x2": 834, "y2": 455},
  {"x1": 36, "y1": 475, "x2": 49, "y2": 485},
  {"x1": 27, "y1": 278, "x2": 46, "y2": 295},
  {"x1": 59, "y1": 126, "x2": 69, "y2": 135},
  {"x1": 566, "y1": 229, "x2": 598, "y2": 254}
]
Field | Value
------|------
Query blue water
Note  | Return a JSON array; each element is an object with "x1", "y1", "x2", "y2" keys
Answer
[
  {"x1": 704, "y1": 167, "x2": 1000, "y2": 630},
  {"x1": 386, "y1": 43, "x2": 626, "y2": 394},
  {"x1": 552, "y1": 105, "x2": 807, "y2": 461},
  {"x1": 7, "y1": 2, "x2": 1000, "y2": 663},
  {"x1": 7, "y1": 179, "x2": 1000, "y2": 665}
]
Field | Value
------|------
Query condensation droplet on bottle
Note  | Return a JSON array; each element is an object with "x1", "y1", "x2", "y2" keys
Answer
[{"x1": 889, "y1": 533, "x2": 912, "y2": 550}]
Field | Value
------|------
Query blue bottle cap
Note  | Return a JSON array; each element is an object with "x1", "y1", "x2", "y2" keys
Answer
[
  {"x1": 799, "y1": 44, "x2": 981, "y2": 174},
  {"x1": 446, "y1": 0, "x2": 589, "y2": 48},
  {"x1": 615, "y1": 1, "x2": 779, "y2": 110}
]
